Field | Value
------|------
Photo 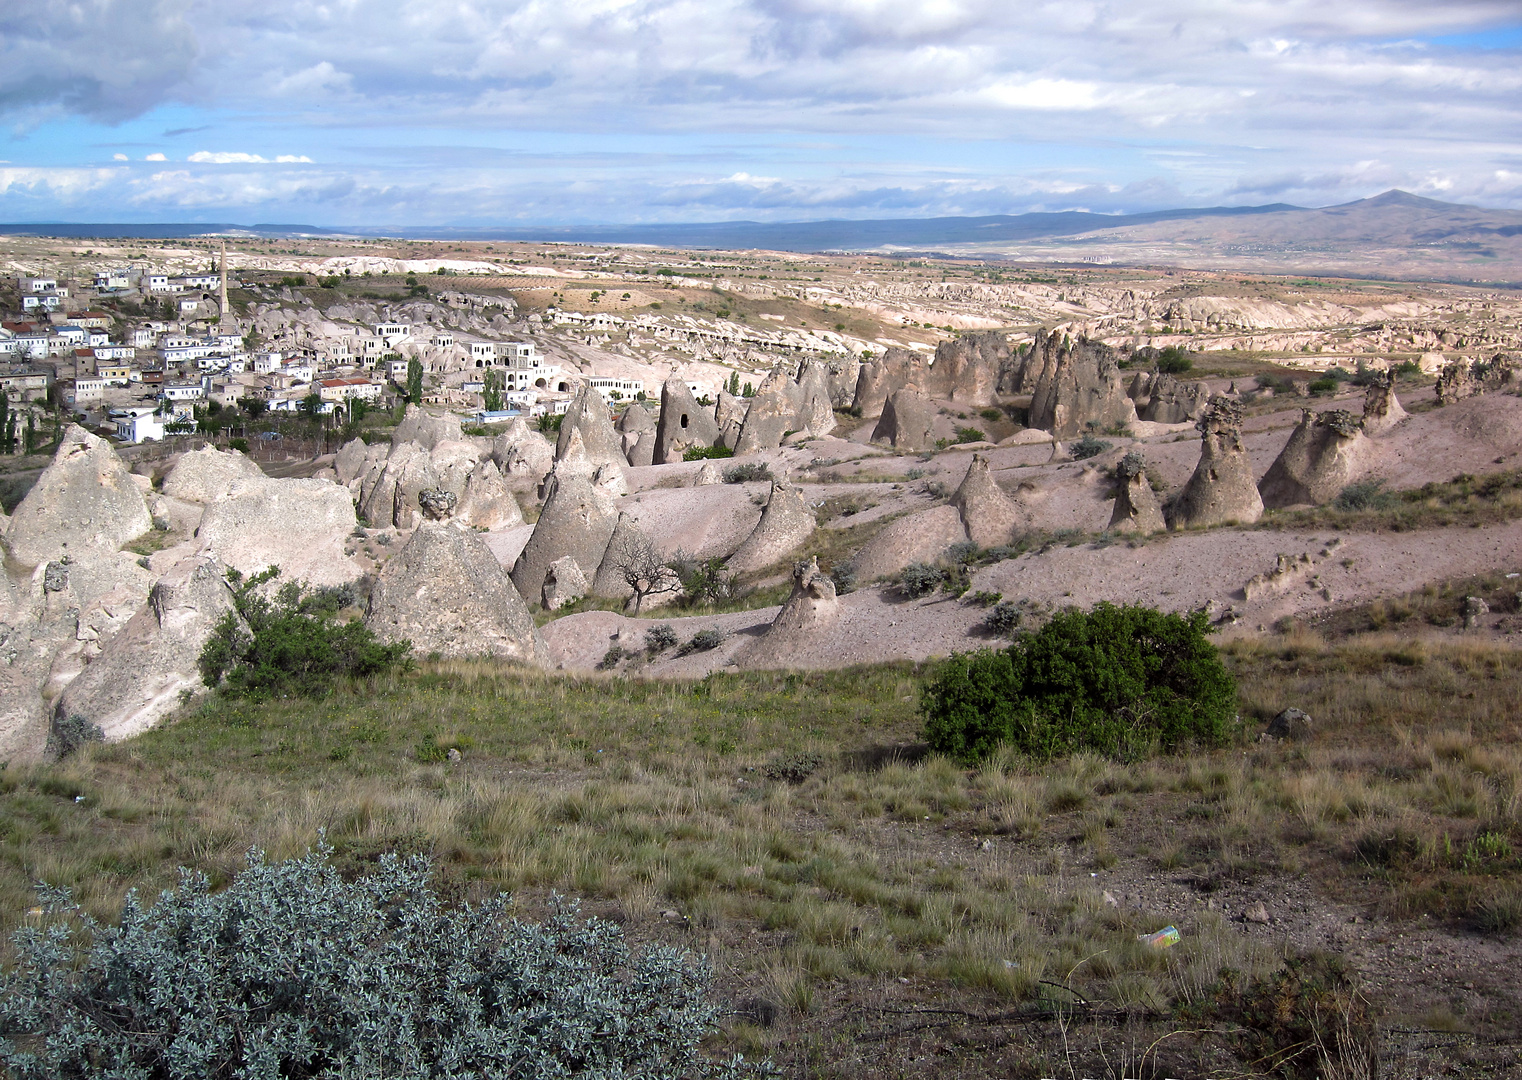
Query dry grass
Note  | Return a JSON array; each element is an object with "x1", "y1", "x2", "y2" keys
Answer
[{"x1": 3, "y1": 636, "x2": 1521, "y2": 1074}]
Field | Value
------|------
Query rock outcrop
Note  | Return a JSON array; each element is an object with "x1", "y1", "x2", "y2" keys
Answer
[
  {"x1": 931, "y1": 332, "x2": 1009, "y2": 406},
  {"x1": 951, "y1": 454, "x2": 1026, "y2": 547},
  {"x1": 367, "y1": 521, "x2": 546, "y2": 662},
  {"x1": 871, "y1": 388, "x2": 936, "y2": 450},
  {"x1": 1258, "y1": 410, "x2": 1367, "y2": 509},
  {"x1": 55, "y1": 552, "x2": 240, "y2": 743},
  {"x1": 733, "y1": 557, "x2": 839, "y2": 669},
  {"x1": 726, "y1": 480, "x2": 816, "y2": 576},
  {"x1": 734, "y1": 360, "x2": 836, "y2": 454},
  {"x1": 849, "y1": 504, "x2": 968, "y2": 583},
  {"x1": 1138, "y1": 374, "x2": 1209, "y2": 424},
  {"x1": 392, "y1": 404, "x2": 463, "y2": 450},
  {"x1": 617, "y1": 402, "x2": 657, "y2": 465},
  {"x1": 1108, "y1": 451, "x2": 1165, "y2": 534},
  {"x1": 196, "y1": 477, "x2": 360, "y2": 585},
  {"x1": 161, "y1": 445, "x2": 265, "y2": 503},
  {"x1": 1027, "y1": 332, "x2": 1137, "y2": 440},
  {"x1": 1168, "y1": 396, "x2": 1264, "y2": 529},
  {"x1": 4, "y1": 425, "x2": 151, "y2": 568},
  {"x1": 490, "y1": 420, "x2": 554, "y2": 491},
  {"x1": 510, "y1": 450, "x2": 619, "y2": 603},
  {"x1": 541, "y1": 555, "x2": 589, "y2": 612},
  {"x1": 1362, "y1": 370, "x2": 1408, "y2": 435},
  {"x1": 556, "y1": 386, "x2": 626, "y2": 476},
  {"x1": 454, "y1": 460, "x2": 522, "y2": 530},
  {"x1": 852, "y1": 347, "x2": 931, "y2": 418},
  {"x1": 1436, "y1": 360, "x2": 1477, "y2": 405},
  {"x1": 654, "y1": 377, "x2": 721, "y2": 464}
]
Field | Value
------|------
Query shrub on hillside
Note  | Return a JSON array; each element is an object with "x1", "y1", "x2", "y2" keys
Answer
[
  {"x1": 1156, "y1": 346, "x2": 1193, "y2": 374},
  {"x1": 722, "y1": 462, "x2": 773, "y2": 484},
  {"x1": 899, "y1": 562, "x2": 944, "y2": 598},
  {"x1": 922, "y1": 603, "x2": 1237, "y2": 763},
  {"x1": 199, "y1": 567, "x2": 410, "y2": 700},
  {"x1": 1070, "y1": 433, "x2": 1113, "y2": 460},
  {"x1": 0, "y1": 844, "x2": 758, "y2": 1079},
  {"x1": 683, "y1": 444, "x2": 734, "y2": 461}
]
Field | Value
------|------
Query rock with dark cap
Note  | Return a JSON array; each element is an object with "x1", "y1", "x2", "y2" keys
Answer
[
  {"x1": 1259, "y1": 409, "x2": 1366, "y2": 509},
  {"x1": 733, "y1": 556, "x2": 840, "y2": 668},
  {"x1": 1168, "y1": 396, "x2": 1263, "y2": 529},
  {"x1": 1109, "y1": 450, "x2": 1166, "y2": 534},
  {"x1": 1362, "y1": 369, "x2": 1408, "y2": 436}
]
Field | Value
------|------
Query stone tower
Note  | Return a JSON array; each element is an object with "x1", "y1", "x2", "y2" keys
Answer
[{"x1": 218, "y1": 240, "x2": 229, "y2": 321}]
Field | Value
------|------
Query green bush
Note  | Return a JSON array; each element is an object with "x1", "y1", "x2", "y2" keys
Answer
[
  {"x1": 0, "y1": 844, "x2": 756, "y2": 1079},
  {"x1": 921, "y1": 603, "x2": 1237, "y2": 763},
  {"x1": 1069, "y1": 433, "x2": 1113, "y2": 460},
  {"x1": 1333, "y1": 478, "x2": 1396, "y2": 511},
  {"x1": 199, "y1": 568, "x2": 410, "y2": 700},
  {"x1": 681, "y1": 629, "x2": 726, "y2": 654},
  {"x1": 899, "y1": 562, "x2": 944, "y2": 598},
  {"x1": 646, "y1": 623, "x2": 680, "y2": 653},
  {"x1": 722, "y1": 462, "x2": 773, "y2": 483},
  {"x1": 1156, "y1": 346, "x2": 1193, "y2": 374},
  {"x1": 683, "y1": 444, "x2": 735, "y2": 461},
  {"x1": 1307, "y1": 376, "x2": 1339, "y2": 396},
  {"x1": 228, "y1": 436, "x2": 250, "y2": 454}
]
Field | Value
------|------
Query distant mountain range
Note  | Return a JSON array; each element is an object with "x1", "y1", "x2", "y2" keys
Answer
[{"x1": 6, "y1": 190, "x2": 1522, "y2": 282}]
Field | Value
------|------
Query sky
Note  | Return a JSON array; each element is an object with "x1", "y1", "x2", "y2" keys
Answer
[{"x1": 1, "y1": 0, "x2": 1521, "y2": 226}]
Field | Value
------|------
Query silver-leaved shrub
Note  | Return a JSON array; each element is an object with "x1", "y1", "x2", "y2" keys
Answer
[{"x1": 0, "y1": 842, "x2": 766, "y2": 1079}]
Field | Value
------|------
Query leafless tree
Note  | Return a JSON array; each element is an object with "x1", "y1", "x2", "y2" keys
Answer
[{"x1": 606, "y1": 527, "x2": 682, "y2": 614}]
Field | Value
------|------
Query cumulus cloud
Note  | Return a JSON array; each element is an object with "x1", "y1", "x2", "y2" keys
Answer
[{"x1": 3, "y1": 1, "x2": 1522, "y2": 219}]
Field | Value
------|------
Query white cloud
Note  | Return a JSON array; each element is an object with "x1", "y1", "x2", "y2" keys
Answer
[
  {"x1": 113, "y1": 153, "x2": 128, "y2": 160},
  {"x1": 189, "y1": 151, "x2": 268, "y2": 163},
  {"x1": 144, "y1": 153, "x2": 166, "y2": 161}
]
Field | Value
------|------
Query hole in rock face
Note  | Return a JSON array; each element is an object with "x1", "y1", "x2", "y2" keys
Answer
[{"x1": 680, "y1": 414, "x2": 689, "y2": 428}]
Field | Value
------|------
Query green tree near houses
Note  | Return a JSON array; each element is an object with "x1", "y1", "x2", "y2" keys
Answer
[
  {"x1": 406, "y1": 357, "x2": 423, "y2": 405},
  {"x1": 483, "y1": 368, "x2": 505, "y2": 413}
]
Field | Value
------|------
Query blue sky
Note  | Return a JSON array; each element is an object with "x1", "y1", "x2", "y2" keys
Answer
[{"x1": 2, "y1": 1, "x2": 1520, "y2": 226}]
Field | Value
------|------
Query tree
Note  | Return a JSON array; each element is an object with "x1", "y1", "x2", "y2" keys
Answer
[
  {"x1": 406, "y1": 357, "x2": 423, "y2": 404},
  {"x1": 483, "y1": 367, "x2": 505, "y2": 412},
  {"x1": 0, "y1": 391, "x2": 9, "y2": 454},
  {"x1": 726, "y1": 370, "x2": 741, "y2": 396},
  {"x1": 299, "y1": 393, "x2": 323, "y2": 417},
  {"x1": 604, "y1": 527, "x2": 682, "y2": 614},
  {"x1": 238, "y1": 395, "x2": 268, "y2": 418}
]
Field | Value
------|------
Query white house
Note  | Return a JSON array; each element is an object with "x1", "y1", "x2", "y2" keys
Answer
[
  {"x1": 53, "y1": 326, "x2": 87, "y2": 347},
  {"x1": 21, "y1": 295, "x2": 61, "y2": 312},
  {"x1": 140, "y1": 273, "x2": 171, "y2": 292},
  {"x1": 587, "y1": 376, "x2": 644, "y2": 401},
  {"x1": 93, "y1": 344, "x2": 136, "y2": 361},
  {"x1": 161, "y1": 383, "x2": 205, "y2": 402},
  {"x1": 252, "y1": 352, "x2": 283, "y2": 374},
  {"x1": 112, "y1": 407, "x2": 165, "y2": 443},
  {"x1": 375, "y1": 323, "x2": 411, "y2": 347},
  {"x1": 66, "y1": 377, "x2": 106, "y2": 405},
  {"x1": 95, "y1": 268, "x2": 132, "y2": 291},
  {"x1": 18, "y1": 276, "x2": 57, "y2": 294},
  {"x1": 129, "y1": 328, "x2": 156, "y2": 348}
]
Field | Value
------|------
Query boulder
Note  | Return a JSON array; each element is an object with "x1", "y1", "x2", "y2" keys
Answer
[
  {"x1": 951, "y1": 454, "x2": 1026, "y2": 547},
  {"x1": 1436, "y1": 360, "x2": 1477, "y2": 405},
  {"x1": 510, "y1": 454, "x2": 619, "y2": 603},
  {"x1": 871, "y1": 387, "x2": 936, "y2": 450},
  {"x1": 4, "y1": 425, "x2": 150, "y2": 568},
  {"x1": 454, "y1": 460, "x2": 522, "y2": 530},
  {"x1": 654, "y1": 376, "x2": 721, "y2": 463},
  {"x1": 367, "y1": 520, "x2": 546, "y2": 663},
  {"x1": 417, "y1": 488, "x2": 458, "y2": 521},
  {"x1": 1258, "y1": 410, "x2": 1366, "y2": 509},
  {"x1": 195, "y1": 476, "x2": 360, "y2": 585},
  {"x1": 55, "y1": 552, "x2": 240, "y2": 743},
  {"x1": 733, "y1": 556, "x2": 839, "y2": 669},
  {"x1": 1108, "y1": 451, "x2": 1165, "y2": 534},
  {"x1": 392, "y1": 404, "x2": 462, "y2": 450},
  {"x1": 1139, "y1": 375, "x2": 1209, "y2": 424},
  {"x1": 849, "y1": 504, "x2": 968, "y2": 583},
  {"x1": 1362, "y1": 370, "x2": 1408, "y2": 436},
  {"x1": 1027, "y1": 332, "x2": 1137, "y2": 439},
  {"x1": 1168, "y1": 396, "x2": 1263, "y2": 529},
  {"x1": 1264, "y1": 708, "x2": 1314, "y2": 741},
  {"x1": 693, "y1": 461, "x2": 725, "y2": 486},
  {"x1": 1463, "y1": 595, "x2": 1490, "y2": 630},
  {"x1": 556, "y1": 385, "x2": 626, "y2": 476},
  {"x1": 541, "y1": 555, "x2": 589, "y2": 611},
  {"x1": 161, "y1": 445, "x2": 265, "y2": 503},
  {"x1": 726, "y1": 480, "x2": 816, "y2": 576},
  {"x1": 490, "y1": 421, "x2": 554, "y2": 490}
]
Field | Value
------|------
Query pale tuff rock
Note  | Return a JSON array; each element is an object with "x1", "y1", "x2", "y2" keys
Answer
[
  {"x1": 1108, "y1": 451, "x2": 1166, "y2": 535},
  {"x1": 196, "y1": 476, "x2": 360, "y2": 586},
  {"x1": 368, "y1": 520, "x2": 546, "y2": 663},
  {"x1": 4, "y1": 425, "x2": 151, "y2": 568},
  {"x1": 594, "y1": 461, "x2": 629, "y2": 500},
  {"x1": 848, "y1": 504, "x2": 968, "y2": 584},
  {"x1": 161, "y1": 445, "x2": 265, "y2": 503},
  {"x1": 591, "y1": 513, "x2": 645, "y2": 600},
  {"x1": 556, "y1": 386, "x2": 627, "y2": 479},
  {"x1": 617, "y1": 402, "x2": 657, "y2": 463},
  {"x1": 733, "y1": 556, "x2": 840, "y2": 669},
  {"x1": 591, "y1": 513, "x2": 679, "y2": 608},
  {"x1": 391, "y1": 404, "x2": 462, "y2": 450},
  {"x1": 725, "y1": 480, "x2": 817, "y2": 576},
  {"x1": 359, "y1": 442, "x2": 424, "y2": 528},
  {"x1": 852, "y1": 347, "x2": 928, "y2": 418},
  {"x1": 951, "y1": 454, "x2": 1027, "y2": 547},
  {"x1": 454, "y1": 460, "x2": 522, "y2": 530},
  {"x1": 1463, "y1": 595, "x2": 1490, "y2": 629},
  {"x1": 824, "y1": 354, "x2": 862, "y2": 409},
  {"x1": 1259, "y1": 409, "x2": 1367, "y2": 509},
  {"x1": 654, "y1": 376, "x2": 721, "y2": 463},
  {"x1": 55, "y1": 552, "x2": 240, "y2": 744},
  {"x1": 734, "y1": 360, "x2": 836, "y2": 454},
  {"x1": 510, "y1": 451, "x2": 619, "y2": 603},
  {"x1": 1361, "y1": 370, "x2": 1408, "y2": 436},
  {"x1": 871, "y1": 387, "x2": 936, "y2": 450},
  {"x1": 1167, "y1": 396, "x2": 1263, "y2": 529},
  {"x1": 1047, "y1": 440, "x2": 1070, "y2": 464},
  {"x1": 931, "y1": 331, "x2": 1008, "y2": 406},
  {"x1": 1138, "y1": 374, "x2": 1209, "y2": 424},
  {"x1": 489, "y1": 420, "x2": 554, "y2": 490},
  {"x1": 693, "y1": 461, "x2": 725, "y2": 486},
  {"x1": 1026, "y1": 331, "x2": 1138, "y2": 440},
  {"x1": 542, "y1": 555, "x2": 589, "y2": 612},
  {"x1": 334, "y1": 437, "x2": 373, "y2": 485}
]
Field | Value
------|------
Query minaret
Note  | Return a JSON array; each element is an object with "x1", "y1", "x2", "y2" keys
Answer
[{"x1": 218, "y1": 240, "x2": 229, "y2": 321}]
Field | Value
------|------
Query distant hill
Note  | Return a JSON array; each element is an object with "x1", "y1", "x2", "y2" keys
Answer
[{"x1": 6, "y1": 191, "x2": 1522, "y2": 281}]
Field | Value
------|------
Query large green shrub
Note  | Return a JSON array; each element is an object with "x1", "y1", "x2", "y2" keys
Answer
[
  {"x1": 922, "y1": 603, "x2": 1237, "y2": 762},
  {"x1": 199, "y1": 568, "x2": 410, "y2": 700},
  {"x1": 0, "y1": 844, "x2": 759, "y2": 1079}
]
